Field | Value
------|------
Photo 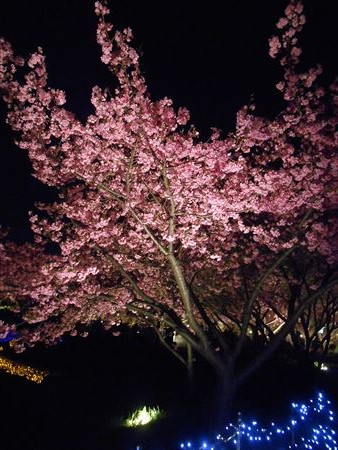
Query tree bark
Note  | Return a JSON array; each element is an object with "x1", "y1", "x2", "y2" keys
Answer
[{"x1": 207, "y1": 367, "x2": 237, "y2": 431}]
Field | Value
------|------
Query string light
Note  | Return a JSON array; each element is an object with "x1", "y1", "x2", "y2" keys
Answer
[
  {"x1": 179, "y1": 392, "x2": 337, "y2": 449},
  {"x1": 0, "y1": 354, "x2": 48, "y2": 384}
]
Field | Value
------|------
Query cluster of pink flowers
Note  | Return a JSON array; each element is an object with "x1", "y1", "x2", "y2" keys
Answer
[{"x1": 0, "y1": 0, "x2": 337, "y2": 351}]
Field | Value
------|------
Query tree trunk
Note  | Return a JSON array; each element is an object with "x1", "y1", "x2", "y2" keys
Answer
[{"x1": 206, "y1": 368, "x2": 237, "y2": 432}]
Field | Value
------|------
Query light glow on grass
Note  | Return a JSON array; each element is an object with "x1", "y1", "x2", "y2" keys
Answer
[{"x1": 124, "y1": 405, "x2": 163, "y2": 428}]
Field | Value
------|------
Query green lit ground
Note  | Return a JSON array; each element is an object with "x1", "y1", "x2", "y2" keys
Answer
[{"x1": 124, "y1": 406, "x2": 163, "y2": 427}]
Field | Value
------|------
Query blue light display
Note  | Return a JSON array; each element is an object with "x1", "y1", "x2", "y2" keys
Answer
[
  {"x1": 0, "y1": 331, "x2": 18, "y2": 343},
  {"x1": 179, "y1": 392, "x2": 337, "y2": 449}
]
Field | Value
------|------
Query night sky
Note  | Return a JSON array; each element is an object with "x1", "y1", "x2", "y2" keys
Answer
[{"x1": 1, "y1": 0, "x2": 338, "y2": 242}]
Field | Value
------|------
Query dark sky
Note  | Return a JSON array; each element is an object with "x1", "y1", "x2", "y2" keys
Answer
[{"x1": 1, "y1": 0, "x2": 338, "y2": 241}]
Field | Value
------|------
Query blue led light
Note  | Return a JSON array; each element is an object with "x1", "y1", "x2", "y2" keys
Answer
[
  {"x1": 0, "y1": 331, "x2": 18, "y2": 343},
  {"x1": 178, "y1": 392, "x2": 337, "y2": 449}
]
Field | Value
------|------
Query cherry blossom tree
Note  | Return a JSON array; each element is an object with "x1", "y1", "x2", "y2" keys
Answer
[{"x1": 0, "y1": 0, "x2": 337, "y2": 418}]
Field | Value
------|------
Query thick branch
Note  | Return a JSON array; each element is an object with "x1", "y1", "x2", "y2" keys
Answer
[
  {"x1": 152, "y1": 326, "x2": 189, "y2": 368},
  {"x1": 234, "y1": 245, "x2": 296, "y2": 357},
  {"x1": 161, "y1": 164, "x2": 175, "y2": 253},
  {"x1": 237, "y1": 277, "x2": 338, "y2": 385}
]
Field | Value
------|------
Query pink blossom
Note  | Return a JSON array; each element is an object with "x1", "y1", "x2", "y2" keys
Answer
[
  {"x1": 94, "y1": 1, "x2": 110, "y2": 17},
  {"x1": 268, "y1": 36, "x2": 281, "y2": 58}
]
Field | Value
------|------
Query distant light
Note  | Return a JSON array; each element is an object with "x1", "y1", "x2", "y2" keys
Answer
[
  {"x1": 314, "y1": 361, "x2": 329, "y2": 371},
  {"x1": 0, "y1": 355, "x2": 48, "y2": 383}
]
